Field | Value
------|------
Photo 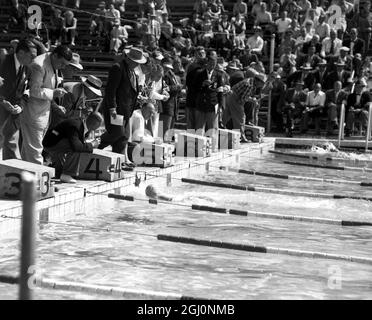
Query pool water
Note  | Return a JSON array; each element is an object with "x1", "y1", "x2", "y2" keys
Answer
[{"x1": 1, "y1": 150, "x2": 372, "y2": 300}]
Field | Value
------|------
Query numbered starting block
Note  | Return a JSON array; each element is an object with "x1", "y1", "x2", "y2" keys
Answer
[
  {"x1": 131, "y1": 142, "x2": 174, "y2": 168},
  {"x1": 244, "y1": 125, "x2": 265, "y2": 143},
  {"x1": 175, "y1": 132, "x2": 211, "y2": 158},
  {"x1": 218, "y1": 128, "x2": 241, "y2": 150},
  {"x1": 78, "y1": 149, "x2": 126, "y2": 182},
  {"x1": 0, "y1": 159, "x2": 55, "y2": 200}
]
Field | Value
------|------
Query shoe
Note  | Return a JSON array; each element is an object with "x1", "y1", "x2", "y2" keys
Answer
[
  {"x1": 124, "y1": 161, "x2": 136, "y2": 168},
  {"x1": 60, "y1": 174, "x2": 77, "y2": 184}
]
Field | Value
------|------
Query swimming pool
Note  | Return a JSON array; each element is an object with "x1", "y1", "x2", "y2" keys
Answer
[{"x1": 1, "y1": 149, "x2": 372, "y2": 299}]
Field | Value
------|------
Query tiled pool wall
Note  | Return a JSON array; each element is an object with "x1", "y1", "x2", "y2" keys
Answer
[{"x1": 0, "y1": 139, "x2": 275, "y2": 238}]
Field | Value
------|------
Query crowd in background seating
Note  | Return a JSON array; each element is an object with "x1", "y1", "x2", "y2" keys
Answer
[{"x1": 0, "y1": 0, "x2": 372, "y2": 183}]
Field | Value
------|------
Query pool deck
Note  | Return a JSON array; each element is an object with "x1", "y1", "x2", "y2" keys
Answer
[{"x1": 0, "y1": 139, "x2": 275, "y2": 237}]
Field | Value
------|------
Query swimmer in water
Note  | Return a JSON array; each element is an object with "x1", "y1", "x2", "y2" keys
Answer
[{"x1": 145, "y1": 185, "x2": 173, "y2": 201}]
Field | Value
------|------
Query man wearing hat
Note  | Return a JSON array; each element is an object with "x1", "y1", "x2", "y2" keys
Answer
[
  {"x1": 345, "y1": 78, "x2": 371, "y2": 136},
  {"x1": 160, "y1": 57, "x2": 183, "y2": 141},
  {"x1": 20, "y1": 45, "x2": 72, "y2": 165},
  {"x1": 110, "y1": 18, "x2": 129, "y2": 54},
  {"x1": 283, "y1": 80, "x2": 308, "y2": 137},
  {"x1": 287, "y1": 63, "x2": 316, "y2": 91},
  {"x1": 194, "y1": 53, "x2": 227, "y2": 147},
  {"x1": 313, "y1": 59, "x2": 330, "y2": 89},
  {"x1": 50, "y1": 74, "x2": 103, "y2": 129},
  {"x1": 98, "y1": 47, "x2": 147, "y2": 167},
  {"x1": 325, "y1": 61, "x2": 352, "y2": 89}
]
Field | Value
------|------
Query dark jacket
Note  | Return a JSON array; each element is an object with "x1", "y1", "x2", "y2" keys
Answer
[
  {"x1": 346, "y1": 91, "x2": 372, "y2": 113},
  {"x1": 342, "y1": 38, "x2": 365, "y2": 56},
  {"x1": 325, "y1": 89, "x2": 349, "y2": 108},
  {"x1": 186, "y1": 64, "x2": 203, "y2": 109},
  {"x1": 285, "y1": 88, "x2": 307, "y2": 110},
  {"x1": 162, "y1": 70, "x2": 181, "y2": 117},
  {"x1": 43, "y1": 118, "x2": 93, "y2": 153},
  {"x1": 194, "y1": 68, "x2": 225, "y2": 113},
  {"x1": 0, "y1": 54, "x2": 21, "y2": 105},
  {"x1": 100, "y1": 59, "x2": 139, "y2": 120},
  {"x1": 324, "y1": 70, "x2": 352, "y2": 90}
]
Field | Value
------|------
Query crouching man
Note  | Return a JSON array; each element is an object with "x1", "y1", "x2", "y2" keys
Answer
[{"x1": 42, "y1": 112, "x2": 103, "y2": 183}]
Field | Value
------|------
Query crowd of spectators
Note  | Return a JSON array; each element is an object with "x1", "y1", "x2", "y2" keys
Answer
[{"x1": 0, "y1": 0, "x2": 372, "y2": 183}]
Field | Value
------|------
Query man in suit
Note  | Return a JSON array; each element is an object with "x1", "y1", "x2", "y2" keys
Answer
[
  {"x1": 324, "y1": 81, "x2": 349, "y2": 135},
  {"x1": 98, "y1": 47, "x2": 147, "y2": 167},
  {"x1": 43, "y1": 112, "x2": 103, "y2": 183},
  {"x1": 342, "y1": 28, "x2": 365, "y2": 57},
  {"x1": 345, "y1": 79, "x2": 372, "y2": 136},
  {"x1": 0, "y1": 39, "x2": 37, "y2": 160},
  {"x1": 20, "y1": 45, "x2": 72, "y2": 165},
  {"x1": 313, "y1": 59, "x2": 330, "y2": 90},
  {"x1": 324, "y1": 62, "x2": 351, "y2": 90},
  {"x1": 194, "y1": 53, "x2": 227, "y2": 147},
  {"x1": 283, "y1": 81, "x2": 308, "y2": 137},
  {"x1": 160, "y1": 58, "x2": 182, "y2": 142}
]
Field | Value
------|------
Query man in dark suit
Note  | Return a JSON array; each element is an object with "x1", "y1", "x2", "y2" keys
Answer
[
  {"x1": 345, "y1": 79, "x2": 372, "y2": 136},
  {"x1": 283, "y1": 81, "x2": 308, "y2": 137},
  {"x1": 324, "y1": 62, "x2": 351, "y2": 90},
  {"x1": 342, "y1": 28, "x2": 365, "y2": 57},
  {"x1": 43, "y1": 112, "x2": 103, "y2": 183},
  {"x1": 324, "y1": 81, "x2": 349, "y2": 135},
  {"x1": 0, "y1": 39, "x2": 37, "y2": 160},
  {"x1": 313, "y1": 59, "x2": 330, "y2": 89},
  {"x1": 98, "y1": 47, "x2": 146, "y2": 167},
  {"x1": 160, "y1": 58, "x2": 182, "y2": 142},
  {"x1": 194, "y1": 54, "x2": 227, "y2": 139}
]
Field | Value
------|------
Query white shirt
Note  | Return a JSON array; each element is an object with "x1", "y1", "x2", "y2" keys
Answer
[
  {"x1": 129, "y1": 109, "x2": 154, "y2": 143},
  {"x1": 307, "y1": 90, "x2": 326, "y2": 106},
  {"x1": 321, "y1": 37, "x2": 342, "y2": 56},
  {"x1": 247, "y1": 35, "x2": 264, "y2": 53},
  {"x1": 275, "y1": 18, "x2": 292, "y2": 34}
]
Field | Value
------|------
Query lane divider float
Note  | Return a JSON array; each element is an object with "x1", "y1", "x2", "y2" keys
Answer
[
  {"x1": 107, "y1": 194, "x2": 372, "y2": 227},
  {"x1": 157, "y1": 235, "x2": 372, "y2": 265},
  {"x1": 283, "y1": 160, "x2": 372, "y2": 172},
  {"x1": 219, "y1": 166, "x2": 372, "y2": 186},
  {"x1": 180, "y1": 178, "x2": 372, "y2": 201}
]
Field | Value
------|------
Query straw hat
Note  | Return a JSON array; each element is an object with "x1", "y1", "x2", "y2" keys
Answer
[
  {"x1": 81, "y1": 75, "x2": 103, "y2": 97},
  {"x1": 124, "y1": 47, "x2": 147, "y2": 64},
  {"x1": 69, "y1": 53, "x2": 83, "y2": 70}
]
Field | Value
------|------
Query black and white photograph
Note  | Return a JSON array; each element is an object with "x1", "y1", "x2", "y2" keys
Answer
[{"x1": 0, "y1": 0, "x2": 371, "y2": 307}]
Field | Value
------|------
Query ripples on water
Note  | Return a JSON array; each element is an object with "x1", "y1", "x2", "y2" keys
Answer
[{"x1": 1, "y1": 151, "x2": 372, "y2": 299}]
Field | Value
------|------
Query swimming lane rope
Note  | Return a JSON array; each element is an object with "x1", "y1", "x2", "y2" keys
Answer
[
  {"x1": 180, "y1": 178, "x2": 372, "y2": 202},
  {"x1": 219, "y1": 166, "x2": 372, "y2": 187}
]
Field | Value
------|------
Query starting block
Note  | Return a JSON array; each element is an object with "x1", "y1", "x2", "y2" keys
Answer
[
  {"x1": 175, "y1": 132, "x2": 211, "y2": 158},
  {"x1": 0, "y1": 159, "x2": 55, "y2": 200},
  {"x1": 78, "y1": 149, "x2": 126, "y2": 182},
  {"x1": 218, "y1": 128, "x2": 241, "y2": 150},
  {"x1": 131, "y1": 142, "x2": 174, "y2": 168},
  {"x1": 244, "y1": 125, "x2": 265, "y2": 143}
]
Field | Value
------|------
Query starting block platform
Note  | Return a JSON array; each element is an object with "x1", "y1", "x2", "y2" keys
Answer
[
  {"x1": 0, "y1": 159, "x2": 55, "y2": 200},
  {"x1": 78, "y1": 149, "x2": 126, "y2": 182}
]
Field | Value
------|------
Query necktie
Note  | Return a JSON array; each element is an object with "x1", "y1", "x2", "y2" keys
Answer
[
  {"x1": 330, "y1": 40, "x2": 335, "y2": 55},
  {"x1": 15, "y1": 65, "x2": 25, "y2": 99}
]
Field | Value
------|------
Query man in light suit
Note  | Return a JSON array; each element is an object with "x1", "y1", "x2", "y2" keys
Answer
[{"x1": 20, "y1": 45, "x2": 73, "y2": 165}]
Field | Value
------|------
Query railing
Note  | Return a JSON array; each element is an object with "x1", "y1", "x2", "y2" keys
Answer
[{"x1": 338, "y1": 102, "x2": 372, "y2": 151}]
